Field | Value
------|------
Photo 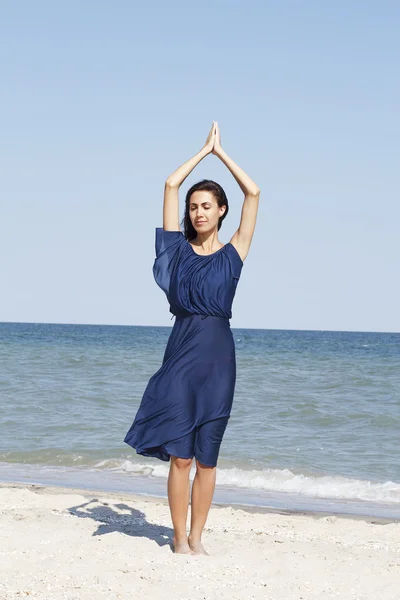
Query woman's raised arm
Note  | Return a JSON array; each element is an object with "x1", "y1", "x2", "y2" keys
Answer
[
  {"x1": 212, "y1": 122, "x2": 260, "y2": 261},
  {"x1": 162, "y1": 123, "x2": 216, "y2": 231}
]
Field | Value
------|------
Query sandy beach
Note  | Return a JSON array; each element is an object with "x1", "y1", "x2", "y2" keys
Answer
[{"x1": 0, "y1": 482, "x2": 399, "y2": 600}]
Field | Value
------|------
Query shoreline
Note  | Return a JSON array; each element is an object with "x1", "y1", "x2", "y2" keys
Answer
[
  {"x1": 1, "y1": 479, "x2": 399, "y2": 525},
  {"x1": 1, "y1": 480, "x2": 399, "y2": 599}
]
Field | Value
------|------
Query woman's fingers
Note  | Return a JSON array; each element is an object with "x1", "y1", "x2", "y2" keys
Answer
[
  {"x1": 205, "y1": 122, "x2": 214, "y2": 146},
  {"x1": 211, "y1": 122, "x2": 222, "y2": 156},
  {"x1": 215, "y1": 121, "x2": 221, "y2": 145},
  {"x1": 203, "y1": 121, "x2": 217, "y2": 153}
]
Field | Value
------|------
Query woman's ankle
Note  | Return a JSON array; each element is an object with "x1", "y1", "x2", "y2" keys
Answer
[{"x1": 174, "y1": 533, "x2": 189, "y2": 543}]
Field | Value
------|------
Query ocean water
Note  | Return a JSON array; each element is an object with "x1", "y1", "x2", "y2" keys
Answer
[{"x1": 1, "y1": 321, "x2": 399, "y2": 519}]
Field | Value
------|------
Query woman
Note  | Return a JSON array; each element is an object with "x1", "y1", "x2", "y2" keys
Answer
[{"x1": 124, "y1": 121, "x2": 260, "y2": 555}]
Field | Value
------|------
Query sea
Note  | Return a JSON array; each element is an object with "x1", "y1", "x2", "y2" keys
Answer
[{"x1": 1, "y1": 321, "x2": 399, "y2": 519}]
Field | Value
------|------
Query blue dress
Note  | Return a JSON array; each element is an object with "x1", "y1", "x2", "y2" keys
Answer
[{"x1": 124, "y1": 227, "x2": 243, "y2": 467}]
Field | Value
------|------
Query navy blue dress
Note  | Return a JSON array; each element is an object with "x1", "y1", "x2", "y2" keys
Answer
[{"x1": 124, "y1": 227, "x2": 243, "y2": 467}]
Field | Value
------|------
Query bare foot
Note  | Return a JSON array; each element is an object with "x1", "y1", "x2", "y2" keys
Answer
[
  {"x1": 188, "y1": 535, "x2": 209, "y2": 555},
  {"x1": 173, "y1": 537, "x2": 194, "y2": 554}
]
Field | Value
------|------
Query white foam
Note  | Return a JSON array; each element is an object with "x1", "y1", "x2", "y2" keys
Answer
[{"x1": 93, "y1": 459, "x2": 400, "y2": 504}]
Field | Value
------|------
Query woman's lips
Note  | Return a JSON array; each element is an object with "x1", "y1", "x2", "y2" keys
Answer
[{"x1": 196, "y1": 221, "x2": 206, "y2": 224}]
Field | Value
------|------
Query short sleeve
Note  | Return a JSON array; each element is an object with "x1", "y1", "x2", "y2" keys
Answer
[
  {"x1": 227, "y1": 243, "x2": 243, "y2": 279},
  {"x1": 153, "y1": 227, "x2": 185, "y2": 294},
  {"x1": 155, "y1": 227, "x2": 184, "y2": 258}
]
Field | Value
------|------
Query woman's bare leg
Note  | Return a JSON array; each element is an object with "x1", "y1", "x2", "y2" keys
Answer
[
  {"x1": 188, "y1": 459, "x2": 216, "y2": 555},
  {"x1": 167, "y1": 456, "x2": 193, "y2": 554}
]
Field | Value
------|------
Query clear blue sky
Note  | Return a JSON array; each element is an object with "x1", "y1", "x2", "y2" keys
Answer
[{"x1": 1, "y1": 1, "x2": 399, "y2": 331}]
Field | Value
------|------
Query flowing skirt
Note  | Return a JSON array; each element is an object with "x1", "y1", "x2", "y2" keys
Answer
[{"x1": 123, "y1": 314, "x2": 236, "y2": 467}]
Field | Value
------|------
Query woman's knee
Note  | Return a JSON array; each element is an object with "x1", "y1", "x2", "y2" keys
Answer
[
  {"x1": 171, "y1": 456, "x2": 193, "y2": 469},
  {"x1": 195, "y1": 458, "x2": 216, "y2": 471}
]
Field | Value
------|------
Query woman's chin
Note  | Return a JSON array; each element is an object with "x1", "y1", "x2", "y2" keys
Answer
[{"x1": 193, "y1": 223, "x2": 210, "y2": 232}]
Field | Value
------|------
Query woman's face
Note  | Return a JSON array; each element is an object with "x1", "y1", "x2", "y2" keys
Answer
[{"x1": 189, "y1": 191, "x2": 225, "y2": 233}]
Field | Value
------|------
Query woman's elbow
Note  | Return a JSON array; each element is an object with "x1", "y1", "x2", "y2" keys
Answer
[
  {"x1": 247, "y1": 187, "x2": 260, "y2": 197},
  {"x1": 165, "y1": 178, "x2": 179, "y2": 189}
]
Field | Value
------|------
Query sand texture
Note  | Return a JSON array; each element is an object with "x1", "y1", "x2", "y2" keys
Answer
[{"x1": 0, "y1": 482, "x2": 399, "y2": 600}]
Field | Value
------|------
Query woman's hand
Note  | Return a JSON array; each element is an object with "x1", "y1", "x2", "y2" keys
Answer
[
  {"x1": 211, "y1": 121, "x2": 222, "y2": 157},
  {"x1": 203, "y1": 121, "x2": 217, "y2": 154}
]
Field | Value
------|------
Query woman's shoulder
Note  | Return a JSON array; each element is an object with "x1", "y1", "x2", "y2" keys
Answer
[
  {"x1": 226, "y1": 242, "x2": 244, "y2": 266},
  {"x1": 226, "y1": 242, "x2": 244, "y2": 279},
  {"x1": 155, "y1": 227, "x2": 185, "y2": 257}
]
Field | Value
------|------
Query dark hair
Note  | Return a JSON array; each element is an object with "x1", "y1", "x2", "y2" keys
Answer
[{"x1": 181, "y1": 179, "x2": 229, "y2": 241}]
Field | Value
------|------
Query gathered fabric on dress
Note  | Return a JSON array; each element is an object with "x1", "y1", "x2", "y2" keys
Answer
[{"x1": 123, "y1": 227, "x2": 243, "y2": 467}]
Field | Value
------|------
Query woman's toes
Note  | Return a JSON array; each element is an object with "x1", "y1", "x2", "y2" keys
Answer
[
  {"x1": 188, "y1": 537, "x2": 209, "y2": 555},
  {"x1": 173, "y1": 538, "x2": 194, "y2": 554}
]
